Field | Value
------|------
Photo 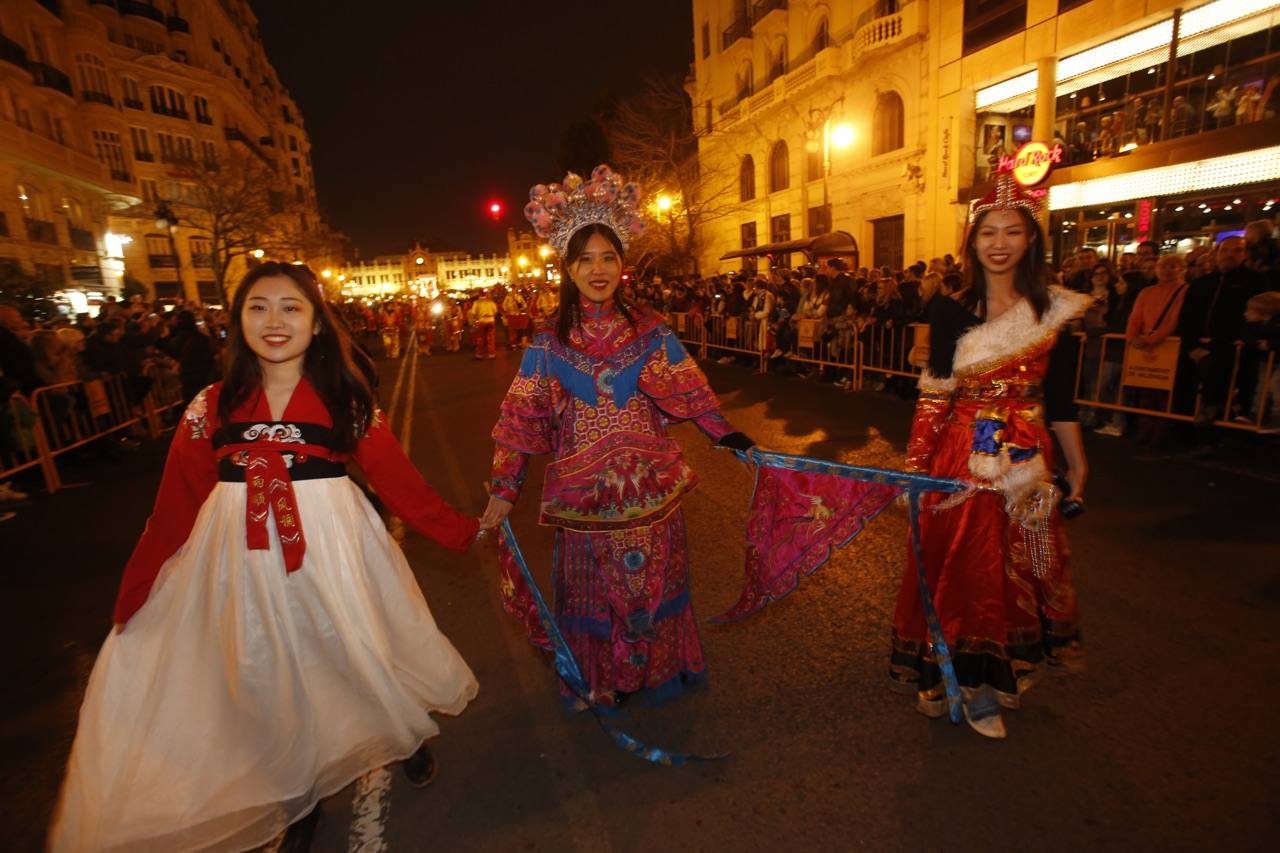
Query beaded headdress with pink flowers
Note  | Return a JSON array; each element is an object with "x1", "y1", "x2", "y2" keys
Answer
[{"x1": 524, "y1": 164, "x2": 646, "y2": 257}]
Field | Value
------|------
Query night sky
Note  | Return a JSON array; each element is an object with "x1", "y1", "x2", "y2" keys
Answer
[{"x1": 253, "y1": 0, "x2": 693, "y2": 259}]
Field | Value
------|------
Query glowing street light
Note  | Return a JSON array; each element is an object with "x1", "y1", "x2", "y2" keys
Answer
[
  {"x1": 538, "y1": 245, "x2": 551, "y2": 260},
  {"x1": 321, "y1": 268, "x2": 332, "y2": 278},
  {"x1": 517, "y1": 255, "x2": 528, "y2": 268},
  {"x1": 656, "y1": 194, "x2": 673, "y2": 212},
  {"x1": 831, "y1": 123, "x2": 855, "y2": 149},
  {"x1": 252, "y1": 248, "x2": 265, "y2": 259}
]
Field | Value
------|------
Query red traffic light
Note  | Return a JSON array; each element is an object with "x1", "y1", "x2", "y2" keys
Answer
[{"x1": 487, "y1": 200, "x2": 504, "y2": 220}]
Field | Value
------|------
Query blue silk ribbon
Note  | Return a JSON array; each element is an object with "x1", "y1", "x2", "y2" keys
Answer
[
  {"x1": 733, "y1": 448, "x2": 967, "y2": 725},
  {"x1": 498, "y1": 518, "x2": 726, "y2": 765}
]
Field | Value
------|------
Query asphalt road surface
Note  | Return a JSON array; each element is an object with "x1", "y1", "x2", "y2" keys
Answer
[{"x1": 4, "y1": 339, "x2": 1278, "y2": 852}]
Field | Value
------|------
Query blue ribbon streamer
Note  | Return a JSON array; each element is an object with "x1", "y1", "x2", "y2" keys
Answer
[
  {"x1": 499, "y1": 518, "x2": 726, "y2": 766},
  {"x1": 733, "y1": 448, "x2": 966, "y2": 725}
]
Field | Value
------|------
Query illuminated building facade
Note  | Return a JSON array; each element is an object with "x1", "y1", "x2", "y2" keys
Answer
[
  {"x1": 0, "y1": 0, "x2": 324, "y2": 309},
  {"x1": 435, "y1": 251, "x2": 511, "y2": 292},
  {"x1": 688, "y1": 0, "x2": 929, "y2": 273},
  {"x1": 965, "y1": 0, "x2": 1280, "y2": 261},
  {"x1": 690, "y1": 0, "x2": 1279, "y2": 271}
]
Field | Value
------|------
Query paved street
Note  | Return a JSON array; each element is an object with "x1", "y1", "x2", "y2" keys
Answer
[{"x1": 4, "y1": 342, "x2": 1278, "y2": 852}]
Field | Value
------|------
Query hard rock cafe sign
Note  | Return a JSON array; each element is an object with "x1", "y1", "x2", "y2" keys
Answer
[{"x1": 997, "y1": 141, "x2": 1064, "y2": 187}]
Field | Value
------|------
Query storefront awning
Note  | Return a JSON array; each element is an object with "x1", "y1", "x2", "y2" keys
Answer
[{"x1": 720, "y1": 230, "x2": 859, "y2": 261}]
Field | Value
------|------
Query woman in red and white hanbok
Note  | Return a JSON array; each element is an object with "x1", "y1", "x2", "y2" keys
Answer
[{"x1": 51, "y1": 263, "x2": 479, "y2": 852}]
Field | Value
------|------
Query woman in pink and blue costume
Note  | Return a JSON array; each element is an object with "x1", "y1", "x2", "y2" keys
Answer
[{"x1": 481, "y1": 166, "x2": 753, "y2": 707}]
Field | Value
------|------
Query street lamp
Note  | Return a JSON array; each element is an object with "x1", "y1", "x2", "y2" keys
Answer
[
  {"x1": 830, "y1": 122, "x2": 855, "y2": 149},
  {"x1": 656, "y1": 194, "x2": 673, "y2": 212},
  {"x1": 154, "y1": 201, "x2": 184, "y2": 299}
]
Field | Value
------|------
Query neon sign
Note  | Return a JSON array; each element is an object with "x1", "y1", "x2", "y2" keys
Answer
[{"x1": 997, "y1": 142, "x2": 1064, "y2": 187}]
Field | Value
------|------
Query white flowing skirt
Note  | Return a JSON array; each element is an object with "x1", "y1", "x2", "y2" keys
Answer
[{"x1": 49, "y1": 477, "x2": 479, "y2": 853}]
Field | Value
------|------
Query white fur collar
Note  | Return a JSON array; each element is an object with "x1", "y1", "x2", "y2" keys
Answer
[{"x1": 952, "y1": 287, "x2": 1091, "y2": 378}]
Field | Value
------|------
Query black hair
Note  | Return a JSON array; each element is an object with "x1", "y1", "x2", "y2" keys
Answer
[
  {"x1": 218, "y1": 262, "x2": 375, "y2": 453},
  {"x1": 556, "y1": 223, "x2": 636, "y2": 345},
  {"x1": 960, "y1": 207, "x2": 1052, "y2": 321}
]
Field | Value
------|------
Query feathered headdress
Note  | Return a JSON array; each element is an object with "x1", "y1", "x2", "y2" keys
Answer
[
  {"x1": 969, "y1": 172, "x2": 1043, "y2": 224},
  {"x1": 524, "y1": 164, "x2": 646, "y2": 257}
]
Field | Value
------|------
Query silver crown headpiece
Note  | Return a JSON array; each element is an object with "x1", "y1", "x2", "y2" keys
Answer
[{"x1": 524, "y1": 164, "x2": 645, "y2": 257}]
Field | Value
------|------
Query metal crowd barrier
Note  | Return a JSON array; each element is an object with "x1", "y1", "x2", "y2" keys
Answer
[
  {"x1": 3, "y1": 368, "x2": 191, "y2": 494},
  {"x1": 667, "y1": 312, "x2": 1279, "y2": 434},
  {"x1": 690, "y1": 313, "x2": 770, "y2": 370},
  {"x1": 857, "y1": 322, "x2": 924, "y2": 388},
  {"x1": 0, "y1": 392, "x2": 59, "y2": 491},
  {"x1": 1073, "y1": 332, "x2": 1279, "y2": 432}
]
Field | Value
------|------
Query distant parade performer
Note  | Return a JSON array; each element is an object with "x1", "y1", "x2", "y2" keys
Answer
[
  {"x1": 380, "y1": 301, "x2": 402, "y2": 358},
  {"x1": 502, "y1": 287, "x2": 531, "y2": 348},
  {"x1": 480, "y1": 165, "x2": 754, "y2": 707},
  {"x1": 891, "y1": 175, "x2": 1090, "y2": 738},
  {"x1": 469, "y1": 289, "x2": 499, "y2": 359},
  {"x1": 414, "y1": 297, "x2": 434, "y2": 357},
  {"x1": 50, "y1": 262, "x2": 483, "y2": 852},
  {"x1": 532, "y1": 281, "x2": 559, "y2": 325},
  {"x1": 445, "y1": 300, "x2": 465, "y2": 352}
]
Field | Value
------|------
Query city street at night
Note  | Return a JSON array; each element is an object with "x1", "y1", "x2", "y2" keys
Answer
[{"x1": 4, "y1": 345, "x2": 1277, "y2": 852}]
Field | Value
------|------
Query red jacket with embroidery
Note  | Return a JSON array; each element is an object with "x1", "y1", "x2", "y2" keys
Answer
[{"x1": 113, "y1": 379, "x2": 477, "y2": 624}]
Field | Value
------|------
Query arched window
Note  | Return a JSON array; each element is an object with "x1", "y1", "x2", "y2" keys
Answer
[
  {"x1": 812, "y1": 18, "x2": 829, "y2": 53},
  {"x1": 740, "y1": 155, "x2": 756, "y2": 201},
  {"x1": 737, "y1": 62, "x2": 754, "y2": 100},
  {"x1": 769, "y1": 140, "x2": 789, "y2": 193},
  {"x1": 872, "y1": 91, "x2": 904, "y2": 155},
  {"x1": 769, "y1": 39, "x2": 787, "y2": 82}
]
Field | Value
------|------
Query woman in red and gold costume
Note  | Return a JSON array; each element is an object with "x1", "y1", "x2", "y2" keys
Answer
[
  {"x1": 480, "y1": 165, "x2": 753, "y2": 708},
  {"x1": 890, "y1": 177, "x2": 1091, "y2": 738}
]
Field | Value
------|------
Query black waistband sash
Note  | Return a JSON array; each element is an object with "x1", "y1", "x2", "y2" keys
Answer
[
  {"x1": 218, "y1": 455, "x2": 346, "y2": 482},
  {"x1": 214, "y1": 420, "x2": 347, "y2": 482}
]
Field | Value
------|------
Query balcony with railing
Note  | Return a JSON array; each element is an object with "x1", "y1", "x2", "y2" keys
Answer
[
  {"x1": 167, "y1": 16, "x2": 190, "y2": 34},
  {"x1": 196, "y1": 114, "x2": 213, "y2": 125},
  {"x1": 31, "y1": 63, "x2": 74, "y2": 98},
  {"x1": 69, "y1": 227, "x2": 96, "y2": 251},
  {"x1": 722, "y1": 16, "x2": 751, "y2": 50},
  {"x1": 191, "y1": 253, "x2": 213, "y2": 269},
  {"x1": 82, "y1": 90, "x2": 114, "y2": 107},
  {"x1": 717, "y1": 36, "x2": 848, "y2": 128},
  {"x1": 849, "y1": 0, "x2": 920, "y2": 63},
  {"x1": 1, "y1": 36, "x2": 30, "y2": 71},
  {"x1": 134, "y1": 150, "x2": 154, "y2": 162},
  {"x1": 123, "y1": 97, "x2": 144, "y2": 110},
  {"x1": 25, "y1": 218, "x2": 60, "y2": 245},
  {"x1": 120, "y1": 1, "x2": 165, "y2": 25},
  {"x1": 148, "y1": 253, "x2": 177, "y2": 268},
  {"x1": 110, "y1": 168, "x2": 132, "y2": 183},
  {"x1": 751, "y1": 0, "x2": 788, "y2": 29}
]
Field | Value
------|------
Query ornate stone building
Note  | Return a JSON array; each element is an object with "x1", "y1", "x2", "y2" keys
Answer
[{"x1": 0, "y1": 0, "x2": 325, "y2": 309}]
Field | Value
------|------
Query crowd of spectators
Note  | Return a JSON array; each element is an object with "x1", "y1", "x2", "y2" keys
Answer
[
  {"x1": 3, "y1": 218, "x2": 1279, "y2": 517},
  {"x1": 628, "y1": 217, "x2": 1280, "y2": 451},
  {"x1": 0, "y1": 296, "x2": 228, "y2": 520}
]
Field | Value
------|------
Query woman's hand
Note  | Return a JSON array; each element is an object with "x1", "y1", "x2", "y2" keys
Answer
[
  {"x1": 480, "y1": 495, "x2": 513, "y2": 531},
  {"x1": 1063, "y1": 466, "x2": 1087, "y2": 502}
]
